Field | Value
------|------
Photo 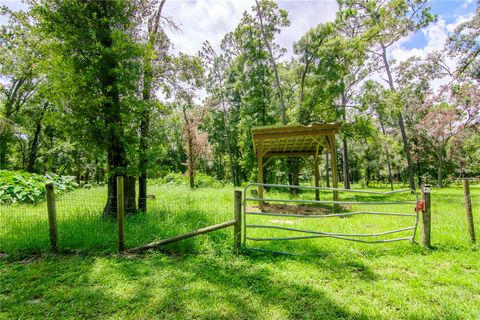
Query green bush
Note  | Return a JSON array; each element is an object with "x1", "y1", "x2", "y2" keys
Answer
[
  {"x1": 0, "y1": 170, "x2": 78, "y2": 205},
  {"x1": 164, "y1": 172, "x2": 187, "y2": 186},
  {"x1": 194, "y1": 173, "x2": 222, "y2": 188}
]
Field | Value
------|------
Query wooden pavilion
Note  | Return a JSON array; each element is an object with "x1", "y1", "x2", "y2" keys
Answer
[{"x1": 252, "y1": 123, "x2": 342, "y2": 206}]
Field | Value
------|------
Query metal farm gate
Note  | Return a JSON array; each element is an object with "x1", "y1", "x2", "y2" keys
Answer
[{"x1": 243, "y1": 183, "x2": 420, "y2": 252}]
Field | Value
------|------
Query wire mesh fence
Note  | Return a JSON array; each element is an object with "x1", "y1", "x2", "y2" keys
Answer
[
  {"x1": 0, "y1": 203, "x2": 50, "y2": 252},
  {"x1": 0, "y1": 182, "x2": 478, "y2": 254},
  {"x1": 0, "y1": 185, "x2": 234, "y2": 253},
  {"x1": 429, "y1": 184, "x2": 480, "y2": 247}
]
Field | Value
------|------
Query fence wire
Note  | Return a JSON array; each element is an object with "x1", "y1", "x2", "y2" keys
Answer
[
  {"x1": 0, "y1": 185, "x2": 233, "y2": 253},
  {"x1": 0, "y1": 183, "x2": 478, "y2": 253}
]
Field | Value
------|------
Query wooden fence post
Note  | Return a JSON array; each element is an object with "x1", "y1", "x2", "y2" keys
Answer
[
  {"x1": 234, "y1": 190, "x2": 242, "y2": 251},
  {"x1": 463, "y1": 179, "x2": 476, "y2": 244},
  {"x1": 45, "y1": 182, "x2": 58, "y2": 251},
  {"x1": 421, "y1": 185, "x2": 431, "y2": 248},
  {"x1": 117, "y1": 176, "x2": 125, "y2": 252}
]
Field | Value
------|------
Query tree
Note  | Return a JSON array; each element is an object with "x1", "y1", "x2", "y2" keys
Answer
[
  {"x1": 294, "y1": 21, "x2": 368, "y2": 189},
  {"x1": 0, "y1": 6, "x2": 45, "y2": 170},
  {"x1": 216, "y1": 6, "x2": 287, "y2": 181},
  {"x1": 201, "y1": 41, "x2": 238, "y2": 186},
  {"x1": 418, "y1": 84, "x2": 480, "y2": 187},
  {"x1": 182, "y1": 105, "x2": 211, "y2": 189},
  {"x1": 360, "y1": 80, "x2": 397, "y2": 189},
  {"x1": 447, "y1": 11, "x2": 480, "y2": 81},
  {"x1": 254, "y1": 0, "x2": 290, "y2": 124},
  {"x1": 338, "y1": 0, "x2": 436, "y2": 190},
  {"x1": 34, "y1": 0, "x2": 143, "y2": 216},
  {"x1": 138, "y1": 0, "x2": 173, "y2": 212}
]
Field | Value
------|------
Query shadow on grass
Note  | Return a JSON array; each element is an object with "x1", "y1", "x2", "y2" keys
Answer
[
  {"x1": 0, "y1": 251, "x2": 375, "y2": 319},
  {"x1": 1, "y1": 245, "x2": 472, "y2": 319}
]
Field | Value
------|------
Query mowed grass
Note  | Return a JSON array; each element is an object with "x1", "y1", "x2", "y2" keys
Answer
[{"x1": 0, "y1": 183, "x2": 479, "y2": 319}]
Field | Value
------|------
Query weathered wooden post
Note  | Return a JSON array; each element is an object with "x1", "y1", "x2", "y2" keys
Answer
[
  {"x1": 45, "y1": 182, "x2": 58, "y2": 251},
  {"x1": 117, "y1": 176, "x2": 125, "y2": 252},
  {"x1": 234, "y1": 190, "x2": 242, "y2": 251},
  {"x1": 329, "y1": 135, "x2": 339, "y2": 212},
  {"x1": 314, "y1": 156, "x2": 320, "y2": 201},
  {"x1": 463, "y1": 179, "x2": 476, "y2": 244},
  {"x1": 421, "y1": 185, "x2": 431, "y2": 248},
  {"x1": 257, "y1": 141, "x2": 264, "y2": 210}
]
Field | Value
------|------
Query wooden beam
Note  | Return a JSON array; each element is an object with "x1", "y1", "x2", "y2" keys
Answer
[
  {"x1": 253, "y1": 130, "x2": 338, "y2": 140},
  {"x1": 265, "y1": 152, "x2": 317, "y2": 157},
  {"x1": 128, "y1": 220, "x2": 236, "y2": 253},
  {"x1": 252, "y1": 123, "x2": 342, "y2": 136}
]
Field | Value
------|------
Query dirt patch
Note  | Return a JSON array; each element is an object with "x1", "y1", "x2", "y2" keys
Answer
[{"x1": 247, "y1": 203, "x2": 333, "y2": 215}]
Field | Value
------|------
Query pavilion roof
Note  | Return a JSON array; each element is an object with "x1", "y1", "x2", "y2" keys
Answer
[{"x1": 252, "y1": 122, "x2": 341, "y2": 158}]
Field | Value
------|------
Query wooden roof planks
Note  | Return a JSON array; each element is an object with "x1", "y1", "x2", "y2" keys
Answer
[{"x1": 252, "y1": 122, "x2": 341, "y2": 158}]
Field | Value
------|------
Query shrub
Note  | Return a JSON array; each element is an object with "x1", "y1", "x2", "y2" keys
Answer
[
  {"x1": 194, "y1": 172, "x2": 222, "y2": 188},
  {"x1": 0, "y1": 170, "x2": 78, "y2": 205},
  {"x1": 164, "y1": 172, "x2": 187, "y2": 186}
]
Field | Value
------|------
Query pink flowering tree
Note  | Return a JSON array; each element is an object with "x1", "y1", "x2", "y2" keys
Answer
[{"x1": 417, "y1": 83, "x2": 480, "y2": 186}]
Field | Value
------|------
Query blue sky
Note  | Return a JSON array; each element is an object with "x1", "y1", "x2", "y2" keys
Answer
[{"x1": 402, "y1": 0, "x2": 477, "y2": 50}]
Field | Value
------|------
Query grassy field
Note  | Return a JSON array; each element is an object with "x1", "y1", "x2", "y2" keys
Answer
[{"x1": 0, "y1": 183, "x2": 479, "y2": 319}]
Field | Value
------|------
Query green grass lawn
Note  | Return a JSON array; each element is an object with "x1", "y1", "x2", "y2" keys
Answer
[{"x1": 1, "y1": 183, "x2": 479, "y2": 319}]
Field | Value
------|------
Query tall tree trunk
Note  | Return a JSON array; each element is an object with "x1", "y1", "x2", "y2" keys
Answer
[
  {"x1": 138, "y1": 0, "x2": 167, "y2": 211},
  {"x1": 188, "y1": 138, "x2": 195, "y2": 189},
  {"x1": 437, "y1": 152, "x2": 444, "y2": 188},
  {"x1": 0, "y1": 137, "x2": 7, "y2": 170},
  {"x1": 98, "y1": 3, "x2": 136, "y2": 217},
  {"x1": 288, "y1": 158, "x2": 300, "y2": 194},
  {"x1": 27, "y1": 102, "x2": 48, "y2": 173},
  {"x1": 139, "y1": 68, "x2": 151, "y2": 212},
  {"x1": 297, "y1": 56, "x2": 310, "y2": 124},
  {"x1": 138, "y1": 113, "x2": 149, "y2": 211},
  {"x1": 27, "y1": 122, "x2": 42, "y2": 173},
  {"x1": 254, "y1": 0, "x2": 286, "y2": 124},
  {"x1": 378, "y1": 118, "x2": 394, "y2": 191},
  {"x1": 381, "y1": 43, "x2": 415, "y2": 191},
  {"x1": 219, "y1": 91, "x2": 236, "y2": 186},
  {"x1": 416, "y1": 159, "x2": 422, "y2": 186}
]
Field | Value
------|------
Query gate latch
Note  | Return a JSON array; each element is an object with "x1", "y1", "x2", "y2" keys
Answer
[{"x1": 415, "y1": 201, "x2": 424, "y2": 212}]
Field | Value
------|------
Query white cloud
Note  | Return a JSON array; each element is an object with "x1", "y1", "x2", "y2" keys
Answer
[
  {"x1": 163, "y1": 0, "x2": 338, "y2": 58},
  {"x1": 387, "y1": 13, "x2": 476, "y2": 92},
  {"x1": 163, "y1": 0, "x2": 253, "y2": 55},
  {"x1": 390, "y1": 18, "x2": 448, "y2": 63},
  {"x1": 391, "y1": 12, "x2": 476, "y2": 63},
  {"x1": 462, "y1": 0, "x2": 475, "y2": 9}
]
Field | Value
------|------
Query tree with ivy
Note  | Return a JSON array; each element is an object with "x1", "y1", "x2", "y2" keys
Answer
[{"x1": 34, "y1": 0, "x2": 144, "y2": 216}]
